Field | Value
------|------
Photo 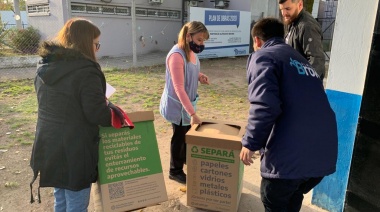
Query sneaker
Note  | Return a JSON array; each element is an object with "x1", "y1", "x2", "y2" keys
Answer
[{"x1": 169, "y1": 173, "x2": 186, "y2": 184}]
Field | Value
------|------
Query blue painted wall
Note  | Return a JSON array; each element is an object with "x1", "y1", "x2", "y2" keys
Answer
[
  {"x1": 0, "y1": 11, "x2": 28, "y2": 29},
  {"x1": 312, "y1": 89, "x2": 362, "y2": 212}
]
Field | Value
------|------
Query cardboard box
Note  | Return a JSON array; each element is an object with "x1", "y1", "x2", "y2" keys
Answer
[
  {"x1": 186, "y1": 120, "x2": 246, "y2": 212},
  {"x1": 96, "y1": 111, "x2": 167, "y2": 212}
]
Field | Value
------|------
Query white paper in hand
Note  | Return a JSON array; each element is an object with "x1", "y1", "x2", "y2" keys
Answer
[{"x1": 106, "y1": 83, "x2": 116, "y2": 98}]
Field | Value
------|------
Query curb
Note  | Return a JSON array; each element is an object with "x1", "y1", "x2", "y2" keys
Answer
[{"x1": 0, "y1": 55, "x2": 39, "y2": 69}]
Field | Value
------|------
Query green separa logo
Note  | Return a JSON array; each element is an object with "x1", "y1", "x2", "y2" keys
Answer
[{"x1": 191, "y1": 146, "x2": 199, "y2": 153}]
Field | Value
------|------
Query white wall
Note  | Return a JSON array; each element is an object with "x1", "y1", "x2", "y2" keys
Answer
[
  {"x1": 27, "y1": 0, "x2": 70, "y2": 40},
  {"x1": 311, "y1": 0, "x2": 320, "y2": 18},
  {"x1": 326, "y1": 0, "x2": 378, "y2": 95},
  {"x1": 27, "y1": 0, "x2": 182, "y2": 57},
  {"x1": 201, "y1": 0, "x2": 251, "y2": 12}
]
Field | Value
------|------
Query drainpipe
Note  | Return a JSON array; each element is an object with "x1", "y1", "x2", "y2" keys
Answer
[
  {"x1": 182, "y1": 0, "x2": 185, "y2": 26},
  {"x1": 13, "y1": 0, "x2": 22, "y2": 29},
  {"x1": 131, "y1": 0, "x2": 137, "y2": 66}
]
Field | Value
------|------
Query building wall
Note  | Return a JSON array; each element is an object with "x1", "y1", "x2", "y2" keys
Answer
[
  {"x1": 250, "y1": 0, "x2": 268, "y2": 21},
  {"x1": 25, "y1": 0, "x2": 283, "y2": 58},
  {"x1": 312, "y1": 0, "x2": 379, "y2": 211},
  {"x1": 311, "y1": 0, "x2": 320, "y2": 18},
  {"x1": 70, "y1": 0, "x2": 182, "y2": 57},
  {"x1": 27, "y1": 0, "x2": 69, "y2": 40},
  {"x1": 249, "y1": 0, "x2": 279, "y2": 21},
  {"x1": 75, "y1": 15, "x2": 181, "y2": 57},
  {"x1": 266, "y1": 0, "x2": 279, "y2": 18},
  {"x1": 198, "y1": 0, "x2": 251, "y2": 11},
  {"x1": 26, "y1": 0, "x2": 182, "y2": 57}
]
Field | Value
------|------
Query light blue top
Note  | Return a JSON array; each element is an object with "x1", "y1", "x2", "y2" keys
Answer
[{"x1": 160, "y1": 45, "x2": 200, "y2": 126}]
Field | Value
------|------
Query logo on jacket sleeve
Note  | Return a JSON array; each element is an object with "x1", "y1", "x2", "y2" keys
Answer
[{"x1": 289, "y1": 57, "x2": 320, "y2": 78}]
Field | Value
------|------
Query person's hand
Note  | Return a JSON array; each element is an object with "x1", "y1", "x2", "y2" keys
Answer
[
  {"x1": 240, "y1": 147, "x2": 254, "y2": 166},
  {"x1": 199, "y1": 74, "x2": 209, "y2": 85},
  {"x1": 190, "y1": 113, "x2": 202, "y2": 125}
]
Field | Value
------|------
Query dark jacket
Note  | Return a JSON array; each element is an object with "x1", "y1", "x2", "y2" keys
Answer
[
  {"x1": 242, "y1": 37, "x2": 338, "y2": 179},
  {"x1": 30, "y1": 42, "x2": 112, "y2": 201},
  {"x1": 285, "y1": 9, "x2": 326, "y2": 79}
]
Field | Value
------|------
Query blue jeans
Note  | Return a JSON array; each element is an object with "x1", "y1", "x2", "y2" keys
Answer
[{"x1": 54, "y1": 187, "x2": 91, "y2": 212}]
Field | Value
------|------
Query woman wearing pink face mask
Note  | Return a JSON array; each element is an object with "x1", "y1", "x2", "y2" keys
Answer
[{"x1": 160, "y1": 21, "x2": 210, "y2": 184}]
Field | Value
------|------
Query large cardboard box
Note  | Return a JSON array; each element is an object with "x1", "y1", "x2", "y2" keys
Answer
[
  {"x1": 96, "y1": 111, "x2": 167, "y2": 212},
  {"x1": 186, "y1": 120, "x2": 246, "y2": 212}
]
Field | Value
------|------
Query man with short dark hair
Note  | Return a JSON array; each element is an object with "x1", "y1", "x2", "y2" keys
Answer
[
  {"x1": 240, "y1": 17, "x2": 338, "y2": 212},
  {"x1": 279, "y1": 0, "x2": 326, "y2": 80}
]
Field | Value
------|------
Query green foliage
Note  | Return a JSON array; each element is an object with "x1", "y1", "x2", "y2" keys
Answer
[
  {"x1": 0, "y1": 20, "x2": 12, "y2": 48},
  {"x1": 4, "y1": 181, "x2": 19, "y2": 188},
  {"x1": 8, "y1": 26, "x2": 41, "y2": 54},
  {"x1": 0, "y1": 24, "x2": 5, "y2": 56},
  {"x1": 0, "y1": 2, "x2": 13, "y2": 10},
  {"x1": 0, "y1": 0, "x2": 27, "y2": 11},
  {"x1": 304, "y1": 0, "x2": 315, "y2": 14}
]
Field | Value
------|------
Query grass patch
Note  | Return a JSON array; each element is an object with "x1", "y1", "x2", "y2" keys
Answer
[
  {"x1": 0, "y1": 59, "x2": 248, "y2": 148},
  {"x1": 4, "y1": 181, "x2": 19, "y2": 188},
  {"x1": 0, "y1": 80, "x2": 34, "y2": 97}
]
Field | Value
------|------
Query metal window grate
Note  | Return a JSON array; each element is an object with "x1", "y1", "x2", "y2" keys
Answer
[
  {"x1": 136, "y1": 8, "x2": 148, "y2": 16},
  {"x1": 70, "y1": 4, "x2": 179, "y2": 19},
  {"x1": 27, "y1": 4, "x2": 50, "y2": 15},
  {"x1": 115, "y1": 7, "x2": 130, "y2": 16},
  {"x1": 71, "y1": 3, "x2": 130, "y2": 16},
  {"x1": 71, "y1": 4, "x2": 86, "y2": 13},
  {"x1": 86, "y1": 5, "x2": 102, "y2": 14},
  {"x1": 102, "y1": 6, "x2": 116, "y2": 15}
]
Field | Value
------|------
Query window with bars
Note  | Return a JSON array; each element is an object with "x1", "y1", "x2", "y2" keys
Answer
[
  {"x1": 71, "y1": 4, "x2": 86, "y2": 13},
  {"x1": 27, "y1": 4, "x2": 50, "y2": 16},
  {"x1": 170, "y1": 11, "x2": 180, "y2": 19},
  {"x1": 86, "y1": 5, "x2": 102, "y2": 14},
  {"x1": 136, "y1": 8, "x2": 148, "y2": 16},
  {"x1": 147, "y1": 9, "x2": 158, "y2": 17},
  {"x1": 70, "y1": 4, "x2": 179, "y2": 19},
  {"x1": 102, "y1": 6, "x2": 115, "y2": 15},
  {"x1": 115, "y1": 7, "x2": 130, "y2": 16},
  {"x1": 136, "y1": 8, "x2": 180, "y2": 19},
  {"x1": 71, "y1": 3, "x2": 130, "y2": 16}
]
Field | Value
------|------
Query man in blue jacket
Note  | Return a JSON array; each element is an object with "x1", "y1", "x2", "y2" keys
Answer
[{"x1": 240, "y1": 18, "x2": 338, "y2": 212}]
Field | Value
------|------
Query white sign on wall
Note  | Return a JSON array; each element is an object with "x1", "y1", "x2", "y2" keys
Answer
[{"x1": 189, "y1": 7, "x2": 251, "y2": 59}]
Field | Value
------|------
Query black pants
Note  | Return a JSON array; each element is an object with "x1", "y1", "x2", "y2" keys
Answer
[
  {"x1": 260, "y1": 177, "x2": 323, "y2": 212},
  {"x1": 170, "y1": 122, "x2": 191, "y2": 175}
]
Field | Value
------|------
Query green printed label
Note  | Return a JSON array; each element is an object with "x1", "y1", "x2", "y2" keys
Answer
[
  {"x1": 191, "y1": 154, "x2": 235, "y2": 163},
  {"x1": 98, "y1": 121, "x2": 162, "y2": 184},
  {"x1": 190, "y1": 145, "x2": 236, "y2": 163}
]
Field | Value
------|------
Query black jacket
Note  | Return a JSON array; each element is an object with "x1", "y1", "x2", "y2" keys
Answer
[
  {"x1": 30, "y1": 42, "x2": 111, "y2": 202},
  {"x1": 285, "y1": 9, "x2": 326, "y2": 79}
]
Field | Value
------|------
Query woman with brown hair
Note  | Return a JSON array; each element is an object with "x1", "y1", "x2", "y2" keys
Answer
[
  {"x1": 30, "y1": 18, "x2": 112, "y2": 211},
  {"x1": 160, "y1": 21, "x2": 210, "y2": 184}
]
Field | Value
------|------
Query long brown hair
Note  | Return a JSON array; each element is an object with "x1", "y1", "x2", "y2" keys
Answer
[
  {"x1": 178, "y1": 21, "x2": 209, "y2": 61},
  {"x1": 55, "y1": 18, "x2": 100, "y2": 61}
]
